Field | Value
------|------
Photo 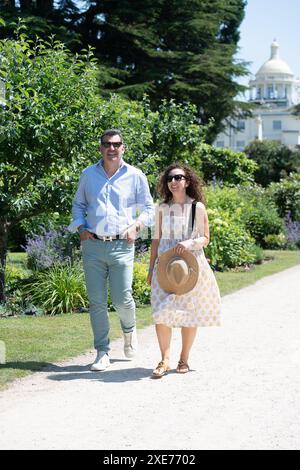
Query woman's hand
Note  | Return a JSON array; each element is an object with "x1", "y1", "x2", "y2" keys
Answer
[
  {"x1": 147, "y1": 266, "x2": 154, "y2": 286},
  {"x1": 173, "y1": 240, "x2": 193, "y2": 255},
  {"x1": 147, "y1": 272, "x2": 153, "y2": 286}
]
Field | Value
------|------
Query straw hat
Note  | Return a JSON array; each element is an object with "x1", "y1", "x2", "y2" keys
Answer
[{"x1": 156, "y1": 248, "x2": 199, "y2": 295}]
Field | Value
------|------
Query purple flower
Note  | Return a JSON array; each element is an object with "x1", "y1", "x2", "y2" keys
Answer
[
  {"x1": 285, "y1": 212, "x2": 300, "y2": 245},
  {"x1": 22, "y1": 228, "x2": 79, "y2": 271}
]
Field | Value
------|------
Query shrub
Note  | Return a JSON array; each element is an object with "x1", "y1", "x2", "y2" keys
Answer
[
  {"x1": 0, "y1": 289, "x2": 28, "y2": 317},
  {"x1": 242, "y1": 204, "x2": 283, "y2": 248},
  {"x1": 250, "y1": 245, "x2": 265, "y2": 264},
  {"x1": 5, "y1": 265, "x2": 27, "y2": 285},
  {"x1": 284, "y1": 212, "x2": 300, "y2": 249},
  {"x1": 268, "y1": 173, "x2": 300, "y2": 221},
  {"x1": 135, "y1": 241, "x2": 150, "y2": 264},
  {"x1": 199, "y1": 145, "x2": 257, "y2": 186},
  {"x1": 21, "y1": 212, "x2": 72, "y2": 238},
  {"x1": 18, "y1": 258, "x2": 151, "y2": 316},
  {"x1": 206, "y1": 185, "x2": 247, "y2": 226},
  {"x1": 206, "y1": 185, "x2": 284, "y2": 248},
  {"x1": 263, "y1": 233, "x2": 287, "y2": 250},
  {"x1": 205, "y1": 208, "x2": 258, "y2": 271},
  {"x1": 22, "y1": 262, "x2": 88, "y2": 315},
  {"x1": 0, "y1": 303, "x2": 11, "y2": 318},
  {"x1": 244, "y1": 140, "x2": 300, "y2": 187},
  {"x1": 239, "y1": 186, "x2": 283, "y2": 247},
  {"x1": 133, "y1": 263, "x2": 151, "y2": 305},
  {"x1": 22, "y1": 304, "x2": 45, "y2": 317},
  {"x1": 23, "y1": 229, "x2": 79, "y2": 271}
]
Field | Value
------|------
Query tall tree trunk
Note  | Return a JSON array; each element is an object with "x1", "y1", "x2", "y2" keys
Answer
[
  {"x1": 2, "y1": 0, "x2": 16, "y2": 8},
  {"x1": 36, "y1": 0, "x2": 54, "y2": 17},
  {"x1": 19, "y1": 0, "x2": 33, "y2": 12},
  {"x1": 0, "y1": 219, "x2": 8, "y2": 303}
]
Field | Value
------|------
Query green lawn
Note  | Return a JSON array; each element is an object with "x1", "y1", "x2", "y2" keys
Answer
[
  {"x1": 0, "y1": 307, "x2": 151, "y2": 389},
  {"x1": 216, "y1": 250, "x2": 300, "y2": 296},
  {"x1": 1, "y1": 249, "x2": 300, "y2": 390}
]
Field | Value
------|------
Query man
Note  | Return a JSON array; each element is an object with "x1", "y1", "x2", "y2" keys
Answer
[{"x1": 68, "y1": 129, "x2": 154, "y2": 371}]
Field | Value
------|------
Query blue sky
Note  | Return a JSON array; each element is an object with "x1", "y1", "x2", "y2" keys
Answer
[{"x1": 238, "y1": 0, "x2": 300, "y2": 85}]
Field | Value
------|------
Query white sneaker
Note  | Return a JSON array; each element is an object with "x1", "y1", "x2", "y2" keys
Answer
[
  {"x1": 90, "y1": 351, "x2": 110, "y2": 371},
  {"x1": 123, "y1": 328, "x2": 138, "y2": 359}
]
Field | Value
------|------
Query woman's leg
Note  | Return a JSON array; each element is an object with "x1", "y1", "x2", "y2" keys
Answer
[
  {"x1": 155, "y1": 324, "x2": 172, "y2": 364},
  {"x1": 180, "y1": 327, "x2": 198, "y2": 364}
]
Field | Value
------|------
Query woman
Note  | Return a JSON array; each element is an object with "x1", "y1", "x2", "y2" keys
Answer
[{"x1": 147, "y1": 163, "x2": 221, "y2": 378}]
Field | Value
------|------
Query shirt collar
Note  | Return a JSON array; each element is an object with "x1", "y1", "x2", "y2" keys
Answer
[
  {"x1": 98, "y1": 158, "x2": 126, "y2": 168},
  {"x1": 96, "y1": 158, "x2": 127, "y2": 177}
]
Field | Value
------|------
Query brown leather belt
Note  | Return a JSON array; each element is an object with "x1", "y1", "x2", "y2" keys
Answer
[{"x1": 92, "y1": 233, "x2": 121, "y2": 241}]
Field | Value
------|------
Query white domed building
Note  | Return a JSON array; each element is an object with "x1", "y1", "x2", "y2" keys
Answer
[{"x1": 215, "y1": 41, "x2": 300, "y2": 151}]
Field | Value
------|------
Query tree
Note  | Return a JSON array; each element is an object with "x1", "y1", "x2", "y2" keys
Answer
[
  {"x1": 144, "y1": 99, "x2": 210, "y2": 175},
  {"x1": 0, "y1": 0, "x2": 81, "y2": 48},
  {"x1": 0, "y1": 0, "x2": 250, "y2": 141},
  {"x1": 79, "y1": 0, "x2": 250, "y2": 140},
  {"x1": 244, "y1": 140, "x2": 300, "y2": 187},
  {"x1": 198, "y1": 144, "x2": 257, "y2": 186},
  {"x1": 0, "y1": 26, "x2": 103, "y2": 302}
]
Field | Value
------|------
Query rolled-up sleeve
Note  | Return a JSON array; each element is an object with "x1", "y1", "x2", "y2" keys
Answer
[
  {"x1": 136, "y1": 172, "x2": 155, "y2": 228},
  {"x1": 67, "y1": 172, "x2": 88, "y2": 232}
]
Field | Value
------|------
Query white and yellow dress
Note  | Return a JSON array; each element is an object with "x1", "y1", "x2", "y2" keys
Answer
[{"x1": 151, "y1": 199, "x2": 221, "y2": 327}]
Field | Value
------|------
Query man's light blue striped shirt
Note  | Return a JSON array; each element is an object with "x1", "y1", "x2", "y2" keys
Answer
[{"x1": 68, "y1": 159, "x2": 154, "y2": 236}]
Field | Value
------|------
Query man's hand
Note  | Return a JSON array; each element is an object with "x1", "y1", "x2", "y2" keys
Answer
[
  {"x1": 79, "y1": 230, "x2": 94, "y2": 241},
  {"x1": 122, "y1": 222, "x2": 141, "y2": 244}
]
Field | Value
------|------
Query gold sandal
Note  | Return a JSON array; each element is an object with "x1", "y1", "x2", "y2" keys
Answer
[
  {"x1": 152, "y1": 361, "x2": 170, "y2": 378},
  {"x1": 176, "y1": 360, "x2": 190, "y2": 374}
]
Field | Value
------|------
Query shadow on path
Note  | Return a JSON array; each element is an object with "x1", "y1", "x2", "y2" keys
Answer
[
  {"x1": 47, "y1": 367, "x2": 155, "y2": 383},
  {"x1": 0, "y1": 358, "x2": 129, "y2": 374},
  {"x1": 0, "y1": 359, "x2": 157, "y2": 383},
  {"x1": 0, "y1": 359, "x2": 195, "y2": 384}
]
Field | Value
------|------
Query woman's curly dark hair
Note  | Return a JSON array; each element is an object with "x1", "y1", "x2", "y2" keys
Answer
[{"x1": 157, "y1": 162, "x2": 206, "y2": 205}]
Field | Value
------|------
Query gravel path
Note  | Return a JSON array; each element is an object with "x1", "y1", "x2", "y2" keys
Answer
[{"x1": 0, "y1": 265, "x2": 300, "y2": 450}]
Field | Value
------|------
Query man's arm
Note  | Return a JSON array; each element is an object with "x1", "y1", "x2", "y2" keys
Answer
[
  {"x1": 122, "y1": 171, "x2": 154, "y2": 243},
  {"x1": 67, "y1": 172, "x2": 88, "y2": 233},
  {"x1": 135, "y1": 171, "x2": 155, "y2": 229}
]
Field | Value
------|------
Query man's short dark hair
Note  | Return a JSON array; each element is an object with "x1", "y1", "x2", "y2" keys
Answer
[{"x1": 100, "y1": 129, "x2": 123, "y2": 144}]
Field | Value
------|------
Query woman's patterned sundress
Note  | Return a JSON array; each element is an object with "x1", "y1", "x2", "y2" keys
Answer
[{"x1": 151, "y1": 199, "x2": 221, "y2": 328}]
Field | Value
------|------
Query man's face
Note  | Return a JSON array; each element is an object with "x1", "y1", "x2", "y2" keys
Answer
[{"x1": 100, "y1": 134, "x2": 125, "y2": 164}]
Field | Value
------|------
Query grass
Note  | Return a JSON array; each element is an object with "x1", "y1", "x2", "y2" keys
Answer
[
  {"x1": 216, "y1": 250, "x2": 300, "y2": 296},
  {"x1": 0, "y1": 307, "x2": 151, "y2": 389},
  {"x1": 0, "y1": 249, "x2": 300, "y2": 390}
]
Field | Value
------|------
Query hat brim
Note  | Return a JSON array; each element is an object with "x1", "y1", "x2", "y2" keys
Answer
[{"x1": 156, "y1": 248, "x2": 199, "y2": 295}]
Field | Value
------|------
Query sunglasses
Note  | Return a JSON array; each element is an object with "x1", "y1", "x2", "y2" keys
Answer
[
  {"x1": 102, "y1": 141, "x2": 123, "y2": 149},
  {"x1": 166, "y1": 174, "x2": 187, "y2": 183}
]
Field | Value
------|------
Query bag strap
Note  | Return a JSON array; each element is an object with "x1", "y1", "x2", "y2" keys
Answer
[{"x1": 191, "y1": 200, "x2": 197, "y2": 231}]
